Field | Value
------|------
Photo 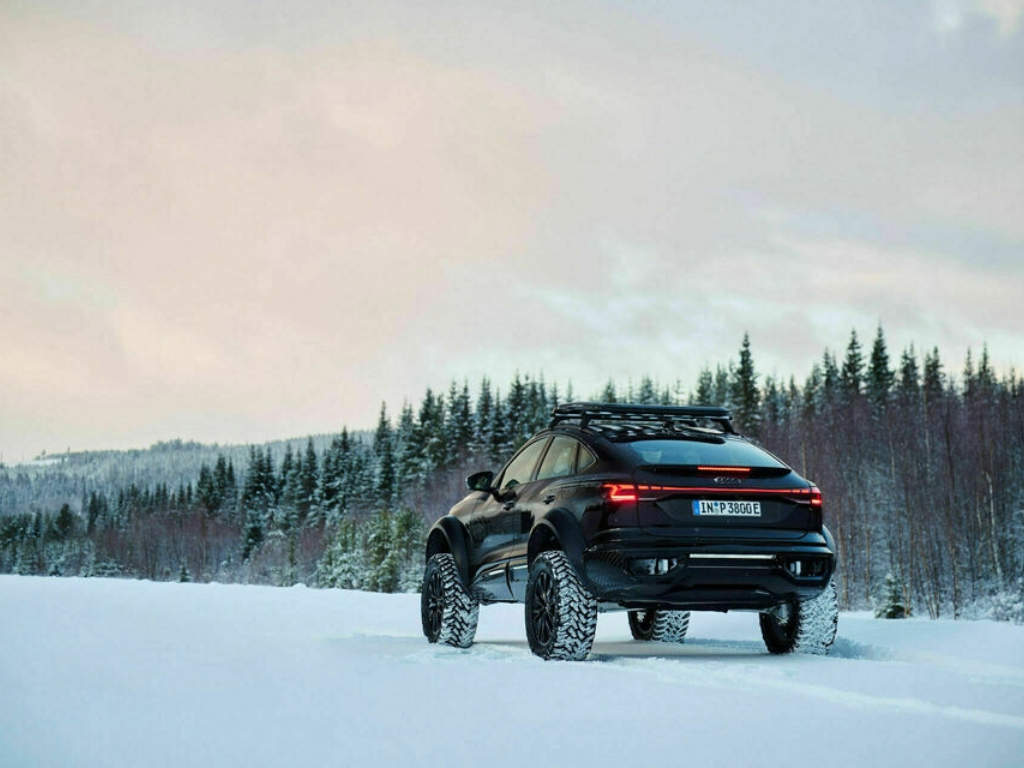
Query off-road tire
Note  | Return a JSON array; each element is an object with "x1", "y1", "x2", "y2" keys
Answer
[
  {"x1": 628, "y1": 609, "x2": 691, "y2": 643},
  {"x1": 421, "y1": 553, "x2": 479, "y2": 648},
  {"x1": 760, "y1": 578, "x2": 839, "y2": 655},
  {"x1": 525, "y1": 551, "x2": 598, "y2": 661}
]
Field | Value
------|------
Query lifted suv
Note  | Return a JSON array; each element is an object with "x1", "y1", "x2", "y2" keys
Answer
[{"x1": 421, "y1": 403, "x2": 838, "y2": 660}]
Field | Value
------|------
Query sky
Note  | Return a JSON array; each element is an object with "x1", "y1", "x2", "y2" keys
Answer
[{"x1": 1, "y1": 0, "x2": 1022, "y2": 460}]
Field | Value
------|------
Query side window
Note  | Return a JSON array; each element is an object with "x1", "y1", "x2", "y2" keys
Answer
[
  {"x1": 499, "y1": 438, "x2": 549, "y2": 491},
  {"x1": 536, "y1": 436, "x2": 578, "y2": 481},
  {"x1": 576, "y1": 444, "x2": 597, "y2": 473}
]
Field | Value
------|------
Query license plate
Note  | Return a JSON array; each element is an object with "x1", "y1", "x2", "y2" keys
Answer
[{"x1": 692, "y1": 500, "x2": 761, "y2": 517}]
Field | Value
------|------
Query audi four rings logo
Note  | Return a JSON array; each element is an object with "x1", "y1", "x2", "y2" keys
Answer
[{"x1": 713, "y1": 476, "x2": 742, "y2": 485}]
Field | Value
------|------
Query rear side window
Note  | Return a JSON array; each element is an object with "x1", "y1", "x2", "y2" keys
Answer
[
  {"x1": 623, "y1": 438, "x2": 786, "y2": 469},
  {"x1": 500, "y1": 438, "x2": 549, "y2": 490},
  {"x1": 576, "y1": 444, "x2": 597, "y2": 473},
  {"x1": 536, "y1": 436, "x2": 578, "y2": 481}
]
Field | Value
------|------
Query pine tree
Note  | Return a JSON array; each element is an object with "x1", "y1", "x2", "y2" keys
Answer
[
  {"x1": 196, "y1": 463, "x2": 219, "y2": 516},
  {"x1": 374, "y1": 403, "x2": 396, "y2": 510},
  {"x1": 445, "y1": 380, "x2": 474, "y2": 465},
  {"x1": 875, "y1": 572, "x2": 910, "y2": 619},
  {"x1": 977, "y1": 344, "x2": 995, "y2": 399},
  {"x1": 923, "y1": 347, "x2": 944, "y2": 408},
  {"x1": 472, "y1": 378, "x2": 494, "y2": 460},
  {"x1": 866, "y1": 325, "x2": 895, "y2": 414},
  {"x1": 713, "y1": 365, "x2": 731, "y2": 408},
  {"x1": 762, "y1": 375, "x2": 782, "y2": 426},
  {"x1": 241, "y1": 446, "x2": 274, "y2": 561},
  {"x1": 821, "y1": 350, "x2": 840, "y2": 410},
  {"x1": 897, "y1": 345, "x2": 920, "y2": 405},
  {"x1": 600, "y1": 379, "x2": 618, "y2": 404},
  {"x1": 963, "y1": 348, "x2": 976, "y2": 400},
  {"x1": 317, "y1": 432, "x2": 349, "y2": 527},
  {"x1": 489, "y1": 392, "x2": 510, "y2": 464},
  {"x1": 730, "y1": 333, "x2": 760, "y2": 435},
  {"x1": 395, "y1": 403, "x2": 421, "y2": 488},
  {"x1": 417, "y1": 388, "x2": 447, "y2": 472},
  {"x1": 506, "y1": 374, "x2": 529, "y2": 448},
  {"x1": 277, "y1": 445, "x2": 297, "y2": 531},
  {"x1": 694, "y1": 367, "x2": 714, "y2": 405},
  {"x1": 841, "y1": 329, "x2": 864, "y2": 399},
  {"x1": 637, "y1": 376, "x2": 657, "y2": 405}
]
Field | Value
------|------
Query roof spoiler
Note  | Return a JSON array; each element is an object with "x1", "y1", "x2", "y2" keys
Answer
[{"x1": 549, "y1": 402, "x2": 736, "y2": 433}]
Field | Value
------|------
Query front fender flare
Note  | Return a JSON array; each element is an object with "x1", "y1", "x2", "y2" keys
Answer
[{"x1": 425, "y1": 516, "x2": 471, "y2": 589}]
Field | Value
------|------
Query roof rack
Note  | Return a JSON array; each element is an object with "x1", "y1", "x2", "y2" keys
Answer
[{"x1": 549, "y1": 402, "x2": 736, "y2": 434}]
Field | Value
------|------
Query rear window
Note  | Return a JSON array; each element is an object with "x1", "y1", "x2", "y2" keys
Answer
[{"x1": 623, "y1": 438, "x2": 787, "y2": 469}]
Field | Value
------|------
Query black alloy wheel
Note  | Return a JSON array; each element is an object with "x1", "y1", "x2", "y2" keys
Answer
[
  {"x1": 530, "y1": 569, "x2": 556, "y2": 648},
  {"x1": 423, "y1": 568, "x2": 445, "y2": 642}
]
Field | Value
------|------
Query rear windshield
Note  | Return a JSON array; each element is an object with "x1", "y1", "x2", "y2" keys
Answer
[{"x1": 623, "y1": 438, "x2": 787, "y2": 469}]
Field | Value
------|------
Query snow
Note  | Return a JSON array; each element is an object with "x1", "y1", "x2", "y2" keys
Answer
[{"x1": 1, "y1": 577, "x2": 1022, "y2": 768}]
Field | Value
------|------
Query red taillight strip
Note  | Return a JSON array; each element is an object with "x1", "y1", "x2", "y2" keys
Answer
[
  {"x1": 697, "y1": 466, "x2": 751, "y2": 473},
  {"x1": 637, "y1": 485, "x2": 821, "y2": 503}
]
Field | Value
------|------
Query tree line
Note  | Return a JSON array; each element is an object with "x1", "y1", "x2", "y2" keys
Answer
[{"x1": 1, "y1": 328, "x2": 1021, "y2": 621}]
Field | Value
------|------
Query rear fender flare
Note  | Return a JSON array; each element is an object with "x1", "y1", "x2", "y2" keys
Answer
[
  {"x1": 426, "y1": 516, "x2": 471, "y2": 589},
  {"x1": 528, "y1": 508, "x2": 589, "y2": 584}
]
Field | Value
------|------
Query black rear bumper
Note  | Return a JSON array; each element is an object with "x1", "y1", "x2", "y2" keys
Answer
[{"x1": 581, "y1": 529, "x2": 836, "y2": 611}]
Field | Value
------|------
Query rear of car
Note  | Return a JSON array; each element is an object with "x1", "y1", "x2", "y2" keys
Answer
[{"x1": 563, "y1": 407, "x2": 836, "y2": 612}]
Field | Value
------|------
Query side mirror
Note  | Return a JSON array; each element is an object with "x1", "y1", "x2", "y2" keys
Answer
[{"x1": 466, "y1": 470, "x2": 495, "y2": 492}]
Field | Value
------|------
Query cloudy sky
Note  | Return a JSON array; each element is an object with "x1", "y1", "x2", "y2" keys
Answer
[{"x1": 2, "y1": 0, "x2": 1022, "y2": 460}]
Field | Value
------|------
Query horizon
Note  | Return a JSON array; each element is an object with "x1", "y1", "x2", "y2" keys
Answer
[{"x1": 3, "y1": 326, "x2": 1014, "y2": 462}]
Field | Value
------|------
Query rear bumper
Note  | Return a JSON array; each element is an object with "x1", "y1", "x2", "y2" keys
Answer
[{"x1": 582, "y1": 529, "x2": 836, "y2": 611}]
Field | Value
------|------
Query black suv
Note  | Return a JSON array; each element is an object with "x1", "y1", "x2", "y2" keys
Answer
[{"x1": 421, "y1": 403, "x2": 838, "y2": 660}]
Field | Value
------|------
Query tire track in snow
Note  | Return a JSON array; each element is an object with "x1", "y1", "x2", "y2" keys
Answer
[{"x1": 602, "y1": 653, "x2": 1024, "y2": 731}]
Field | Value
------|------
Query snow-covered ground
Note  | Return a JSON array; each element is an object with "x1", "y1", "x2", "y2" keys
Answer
[{"x1": 1, "y1": 577, "x2": 1021, "y2": 768}]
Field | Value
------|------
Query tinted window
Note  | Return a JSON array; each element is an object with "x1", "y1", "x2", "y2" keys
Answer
[
  {"x1": 500, "y1": 439, "x2": 549, "y2": 490},
  {"x1": 623, "y1": 438, "x2": 786, "y2": 468},
  {"x1": 577, "y1": 444, "x2": 597, "y2": 473},
  {"x1": 537, "y1": 436, "x2": 578, "y2": 481}
]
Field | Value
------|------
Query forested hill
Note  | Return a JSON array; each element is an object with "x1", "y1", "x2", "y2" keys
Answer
[
  {"x1": 1, "y1": 327, "x2": 1022, "y2": 621},
  {"x1": 0, "y1": 434, "x2": 358, "y2": 519}
]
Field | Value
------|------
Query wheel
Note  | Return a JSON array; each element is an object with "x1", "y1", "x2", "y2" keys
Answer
[
  {"x1": 760, "y1": 579, "x2": 839, "y2": 655},
  {"x1": 525, "y1": 551, "x2": 598, "y2": 661},
  {"x1": 421, "y1": 553, "x2": 479, "y2": 648},
  {"x1": 628, "y1": 609, "x2": 691, "y2": 643}
]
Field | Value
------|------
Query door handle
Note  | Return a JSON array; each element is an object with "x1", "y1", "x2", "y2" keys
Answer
[{"x1": 543, "y1": 494, "x2": 556, "y2": 505}]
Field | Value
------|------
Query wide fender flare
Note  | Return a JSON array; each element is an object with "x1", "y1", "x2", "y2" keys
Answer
[
  {"x1": 528, "y1": 508, "x2": 589, "y2": 584},
  {"x1": 425, "y1": 516, "x2": 471, "y2": 589}
]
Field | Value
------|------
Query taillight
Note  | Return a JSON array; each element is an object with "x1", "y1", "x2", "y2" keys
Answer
[
  {"x1": 697, "y1": 466, "x2": 751, "y2": 474},
  {"x1": 810, "y1": 486, "x2": 823, "y2": 508},
  {"x1": 603, "y1": 483, "x2": 638, "y2": 503}
]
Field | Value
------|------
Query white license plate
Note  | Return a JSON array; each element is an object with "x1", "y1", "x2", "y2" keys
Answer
[{"x1": 692, "y1": 500, "x2": 761, "y2": 517}]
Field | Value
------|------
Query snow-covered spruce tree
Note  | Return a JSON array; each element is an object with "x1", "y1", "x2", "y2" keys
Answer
[
  {"x1": 874, "y1": 572, "x2": 910, "y2": 619},
  {"x1": 315, "y1": 519, "x2": 365, "y2": 589}
]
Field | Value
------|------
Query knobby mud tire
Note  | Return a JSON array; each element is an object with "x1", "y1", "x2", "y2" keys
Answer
[
  {"x1": 525, "y1": 551, "x2": 598, "y2": 661},
  {"x1": 421, "y1": 553, "x2": 479, "y2": 649},
  {"x1": 760, "y1": 578, "x2": 839, "y2": 655},
  {"x1": 628, "y1": 609, "x2": 691, "y2": 643}
]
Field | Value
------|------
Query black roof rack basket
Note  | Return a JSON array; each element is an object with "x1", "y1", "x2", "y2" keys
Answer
[{"x1": 550, "y1": 402, "x2": 736, "y2": 433}]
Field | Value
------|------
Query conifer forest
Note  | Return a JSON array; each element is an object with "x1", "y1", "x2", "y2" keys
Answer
[{"x1": 2, "y1": 328, "x2": 1022, "y2": 621}]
